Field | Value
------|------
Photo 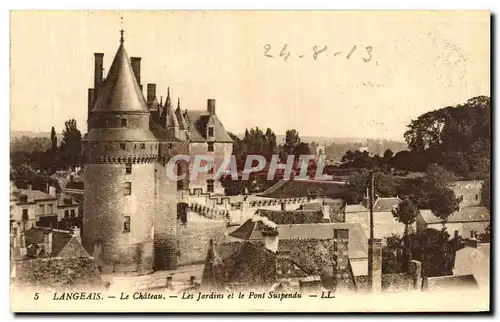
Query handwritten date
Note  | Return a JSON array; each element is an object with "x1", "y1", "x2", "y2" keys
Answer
[{"x1": 263, "y1": 44, "x2": 373, "y2": 62}]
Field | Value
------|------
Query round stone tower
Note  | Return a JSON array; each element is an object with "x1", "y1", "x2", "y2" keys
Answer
[{"x1": 82, "y1": 31, "x2": 158, "y2": 275}]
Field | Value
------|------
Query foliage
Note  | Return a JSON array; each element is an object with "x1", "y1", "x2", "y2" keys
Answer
[
  {"x1": 403, "y1": 96, "x2": 490, "y2": 179},
  {"x1": 383, "y1": 230, "x2": 457, "y2": 278},
  {"x1": 50, "y1": 126, "x2": 58, "y2": 154},
  {"x1": 10, "y1": 136, "x2": 51, "y2": 154},
  {"x1": 346, "y1": 169, "x2": 400, "y2": 204},
  {"x1": 478, "y1": 224, "x2": 490, "y2": 243},
  {"x1": 59, "y1": 119, "x2": 82, "y2": 170},
  {"x1": 392, "y1": 198, "x2": 419, "y2": 272},
  {"x1": 481, "y1": 176, "x2": 490, "y2": 210}
]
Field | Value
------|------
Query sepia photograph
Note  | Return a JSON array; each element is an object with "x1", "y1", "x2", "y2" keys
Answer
[{"x1": 9, "y1": 10, "x2": 491, "y2": 313}]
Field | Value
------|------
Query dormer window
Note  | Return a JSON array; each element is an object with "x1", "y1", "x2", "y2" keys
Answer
[{"x1": 208, "y1": 126, "x2": 214, "y2": 138}]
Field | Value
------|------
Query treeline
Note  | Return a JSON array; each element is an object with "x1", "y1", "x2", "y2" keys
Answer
[
  {"x1": 10, "y1": 119, "x2": 83, "y2": 190},
  {"x1": 223, "y1": 128, "x2": 313, "y2": 195},
  {"x1": 340, "y1": 96, "x2": 490, "y2": 179}
]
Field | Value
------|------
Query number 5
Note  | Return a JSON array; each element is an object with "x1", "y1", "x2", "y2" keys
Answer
[{"x1": 34, "y1": 292, "x2": 39, "y2": 300}]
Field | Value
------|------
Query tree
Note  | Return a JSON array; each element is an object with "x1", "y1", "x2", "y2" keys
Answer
[
  {"x1": 428, "y1": 186, "x2": 460, "y2": 229},
  {"x1": 403, "y1": 96, "x2": 491, "y2": 179},
  {"x1": 59, "y1": 119, "x2": 82, "y2": 170},
  {"x1": 481, "y1": 176, "x2": 490, "y2": 210},
  {"x1": 283, "y1": 129, "x2": 301, "y2": 156},
  {"x1": 346, "y1": 169, "x2": 400, "y2": 204},
  {"x1": 50, "y1": 126, "x2": 58, "y2": 154},
  {"x1": 478, "y1": 224, "x2": 490, "y2": 243},
  {"x1": 392, "y1": 197, "x2": 419, "y2": 273},
  {"x1": 383, "y1": 148, "x2": 394, "y2": 160}
]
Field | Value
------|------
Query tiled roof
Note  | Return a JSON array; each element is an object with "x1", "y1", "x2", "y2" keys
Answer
[
  {"x1": 426, "y1": 274, "x2": 479, "y2": 291},
  {"x1": 17, "y1": 189, "x2": 56, "y2": 203},
  {"x1": 254, "y1": 209, "x2": 324, "y2": 225},
  {"x1": 92, "y1": 40, "x2": 149, "y2": 113},
  {"x1": 259, "y1": 179, "x2": 348, "y2": 199},
  {"x1": 57, "y1": 194, "x2": 79, "y2": 207},
  {"x1": 184, "y1": 110, "x2": 233, "y2": 143},
  {"x1": 373, "y1": 197, "x2": 401, "y2": 212},
  {"x1": 420, "y1": 206, "x2": 490, "y2": 224},
  {"x1": 345, "y1": 204, "x2": 369, "y2": 213},
  {"x1": 202, "y1": 241, "x2": 277, "y2": 289},
  {"x1": 24, "y1": 227, "x2": 83, "y2": 257},
  {"x1": 230, "y1": 221, "x2": 368, "y2": 259}
]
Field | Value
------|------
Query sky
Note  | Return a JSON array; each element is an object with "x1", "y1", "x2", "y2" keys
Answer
[{"x1": 10, "y1": 11, "x2": 490, "y2": 140}]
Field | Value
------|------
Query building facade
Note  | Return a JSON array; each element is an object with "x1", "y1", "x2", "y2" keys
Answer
[{"x1": 82, "y1": 31, "x2": 232, "y2": 275}]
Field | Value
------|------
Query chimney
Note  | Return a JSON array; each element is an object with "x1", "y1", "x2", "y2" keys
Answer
[
  {"x1": 87, "y1": 88, "x2": 94, "y2": 128},
  {"x1": 71, "y1": 226, "x2": 81, "y2": 242},
  {"x1": 262, "y1": 227, "x2": 279, "y2": 253},
  {"x1": 411, "y1": 260, "x2": 422, "y2": 290},
  {"x1": 27, "y1": 184, "x2": 32, "y2": 191},
  {"x1": 322, "y1": 201, "x2": 331, "y2": 222},
  {"x1": 147, "y1": 83, "x2": 156, "y2": 104},
  {"x1": 372, "y1": 238, "x2": 382, "y2": 293},
  {"x1": 207, "y1": 99, "x2": 216, "y2": 115},
  {"x1": 130, "y1": 57, "x2": 141, "y2": 86},
  {"x1": 333, "y1": 228, "x2": 350, "y2": 292},
  {"x1": 299, "y1": 276, "x2": 322, "y2": 295},
  {"x1": 465, "y1": 238, "x2": 478, "y2": 248},
  {"x1": 48, "y1": 186, "x2": 57, "y2": 197},
  {"x1": 19, "y1": 232, "x2": 27, "y2": 256},
  {"x1": 166, "y1": 276, "x2": 173, "y2": 289},
  {"x1": 43, "y1": 231, "x2": 53, "y2": 256},
  {"x1": 94, "y1": 53, "x2": 104, "y2": 94}
]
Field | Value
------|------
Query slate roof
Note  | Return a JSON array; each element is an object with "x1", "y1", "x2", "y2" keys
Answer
[
  {"x1": 24, "y1": 227, "x2": 89, "y2": 258},
  {"x1": 92, "y1": 38, "x2": 149, "y2": 113},
  {"x1": 202, "y1": 240, "x2": 277, "y2": 290},
  {"x1": 373, "y1": 197, "x2": 402, "y2": 212},
  {"x1": 259, "y1": 179, "x2": 348, "y2": 199},
  {"x1": 17, "y1": 189, "x2": 56, "y2": 203},
  {"x1": 202, "y1": 238, "x2": 355, "y2": 291},
  {"x1": 420, "y1": 207, "x2": 490, "y2": 224},
  {"x1": 184, "y1": 110, "x2": 233, "y2": 143},
  {"x1": 426, "y1": 274, "x2": 479, "y2": 291},
  {"x1": 254, "y1": 209, "x2": 324, "y2": 225},
  {"x1": 84, "y1": 128, "x2": 158, "y2": 142},
  {"x1": 345, "y1": 204, "x2": 369, "y2": 213}
]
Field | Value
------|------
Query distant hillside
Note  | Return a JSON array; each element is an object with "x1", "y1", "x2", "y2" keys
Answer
[{"x1": 11, "y1": 131, "x2": 63, "y2": 141}]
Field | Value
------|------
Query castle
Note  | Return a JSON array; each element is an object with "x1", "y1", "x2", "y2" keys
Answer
[{"x1": 82, "y1": 31, "x2": 233, "y2": 275}]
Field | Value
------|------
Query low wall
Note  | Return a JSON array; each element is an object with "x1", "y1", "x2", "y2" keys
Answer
[{"x1": 178, "y1": 220, "x2": 228, "y2": 266}]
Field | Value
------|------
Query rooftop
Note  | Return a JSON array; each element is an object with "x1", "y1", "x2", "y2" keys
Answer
[
  {"x1": 259, "y1": 179, "x2": 347, "y2": 199},
  {"x1": 420, "y1": 206, "x2": 490, "y2": 224}
]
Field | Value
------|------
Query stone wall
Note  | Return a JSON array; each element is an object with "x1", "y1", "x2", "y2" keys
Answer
[
  {"x1": 154, "y1": 162, "x2": 179, "y2": 270},
  {"x1": 178, "y1": 220, "x2": 228, "y2": 266},
  {"x1": 83, "y1": 163, "x2": 155, "y2": 275},
  {"x1": 450, "y1": 180, "x2": 483, "y2": 208}
]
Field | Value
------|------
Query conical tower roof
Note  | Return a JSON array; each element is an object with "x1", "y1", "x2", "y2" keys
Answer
[
  {"x1": 161, "y1": 87, "x2": 179, "y2": 128},
  {"x1": 92, "y1": 33, "x2": 148, "y2": 113}
]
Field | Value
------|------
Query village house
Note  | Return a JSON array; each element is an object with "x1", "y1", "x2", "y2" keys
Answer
[
  {"x1": 10, "y1": 182, "x2": 80, "y2": 233},
  {"x1": 343, "y1": 196, "x2": 409, "y2": 240},
  {"x1": 202, "y1": 227, "x2": 362, "y2": 293},
  {"x1": 416, "y1": 207, "x2": 490, "y2": 238}
]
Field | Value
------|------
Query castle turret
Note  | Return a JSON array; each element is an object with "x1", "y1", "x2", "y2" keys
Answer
[
  {"x1": 160, "y1": 87, "x2": 179, "y2": 137},
  {"x1": 83, "y1": 30, "x2": 158, "y2": 275},
  {"x1": 175, "y1": 98, "x2": 188, "y2": 131}
]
